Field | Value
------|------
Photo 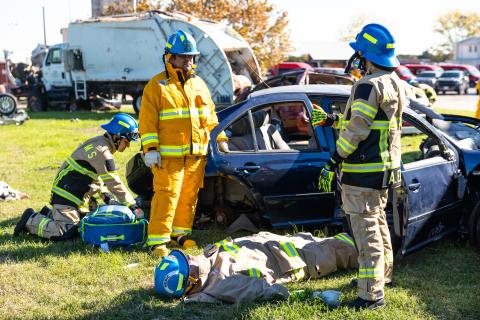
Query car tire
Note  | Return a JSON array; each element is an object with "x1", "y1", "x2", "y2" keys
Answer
[
  {"x1": 0, "y1": 93, "x2": 17, "y2": 116},
  {"x1": 468, "y1": 201, "x2": 480, "y2": 247},
  {"x1": 132, "y1": 90, "x2": 143, "y2": 115}
]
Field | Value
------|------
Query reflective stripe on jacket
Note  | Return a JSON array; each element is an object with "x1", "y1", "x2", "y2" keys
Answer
[
  {"x1": 50, "y1": 135, "x2": 135, "y2": 211},
  {"x1": 139, "y1": 58, "x2": 226, "y2": 158},
  {"x1": 335, "y1": 67, "x2": 405, "y2": 189}
]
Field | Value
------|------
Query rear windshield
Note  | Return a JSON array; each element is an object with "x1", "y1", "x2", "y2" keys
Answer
[
  {"x1": 441, "y1": 71, "x2": 462, "y2": 78},
  {"x1": 419, "y1": 71, "x2": 436, "y2": 77}
]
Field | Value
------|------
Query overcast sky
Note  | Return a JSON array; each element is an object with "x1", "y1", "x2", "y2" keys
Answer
[{"x1": 1, "y1": 0, "x2": 479, "y2": 62}]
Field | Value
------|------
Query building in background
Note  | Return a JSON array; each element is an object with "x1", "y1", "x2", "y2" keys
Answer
[
  {"x1": 91, "y1": 0, "x2": 135, "y2": 17},
  {"x1": 455, "y1": 37, "x2": 480, "y2": 69}
]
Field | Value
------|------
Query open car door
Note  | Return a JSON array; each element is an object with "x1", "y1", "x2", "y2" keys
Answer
[
  {"x1": 397, "y1": 110, "x2": 464, "y2": 255},
  {"x1": 210, "y1": 92, "x2": 337, "y2": 228}
]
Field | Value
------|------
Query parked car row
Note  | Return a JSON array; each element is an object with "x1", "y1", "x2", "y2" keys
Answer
[{"x1": 127, "y1": 84, "x2": 480, "y2": 255}]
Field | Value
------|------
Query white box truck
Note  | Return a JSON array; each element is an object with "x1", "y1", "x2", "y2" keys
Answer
[{"x1": 28, "y1": 11, "x2": 261, "y2": 113}]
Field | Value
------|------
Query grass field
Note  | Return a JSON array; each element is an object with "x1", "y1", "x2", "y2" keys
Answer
[{"x1": 1, "y1": 107, "x2": 479, "y2": 320}]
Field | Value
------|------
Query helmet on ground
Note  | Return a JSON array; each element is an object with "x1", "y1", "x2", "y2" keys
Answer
[
  {"x1": 165, "y1": 30, "x2": 200, "y2": 55},
  {"x1": 350, "y1": 23, "x2": 399, "y2": 68},
  {"x1": 154, "y1": 250, "x2": 190, "y2": 298},
  {"x1": 100, "y1": 113, "x2": 139, "y2": 141}
]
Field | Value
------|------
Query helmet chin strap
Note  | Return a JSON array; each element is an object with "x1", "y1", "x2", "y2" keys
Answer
[{"x1": 105, "y1": 132, "x2": 121, "y2": 150}]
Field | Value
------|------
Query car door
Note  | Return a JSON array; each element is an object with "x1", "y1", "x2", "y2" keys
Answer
[
  {"x1": 42, "y1": 47, "x2": 70, "y2": 89},
  {"x1": 397, "y1": 111, "x2": 463, "y2": 255},
  {"x1": 210, "y1": 92, "x2": 336, "y2": 228}
]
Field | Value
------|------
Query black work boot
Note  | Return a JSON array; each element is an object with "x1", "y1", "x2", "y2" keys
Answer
[
  {"x1": 13, "y1": 208, "x2": 36, "y2": 236},
  {"x1": 348, "y1": 297, "x2": 385, "y2": 310},
  {"x1": 39, "y1": 206, "x2": 52, "y2": 216}
]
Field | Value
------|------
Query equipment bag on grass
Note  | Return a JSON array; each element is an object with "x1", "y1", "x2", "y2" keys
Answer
[{"x1": 79, "y1": 205, "x2": 147, "y2": 251}]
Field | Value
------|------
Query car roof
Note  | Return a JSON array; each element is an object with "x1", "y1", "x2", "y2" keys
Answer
[{"x1": 249, "y1": 84, "x2": 352, "y2": 98}]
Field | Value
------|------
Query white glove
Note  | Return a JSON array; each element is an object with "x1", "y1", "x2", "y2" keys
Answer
[
  {"x1": 218, "y1": 141, "x2": 230, "y2": 153},
  {"x1": 144, "y1": 151, "x2": 161, "y2": 168}
]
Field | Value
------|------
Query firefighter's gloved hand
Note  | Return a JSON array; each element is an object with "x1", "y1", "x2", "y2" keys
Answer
[
  {"x1": 144, "y1": 151, "x2": 161, "y2": 168},
  {"x1": 311, "y1": 109, "x2": 338, "y2": 127},
  {"x1": 318, "y1": 157, "x2": 340, "y2": 192},
  {"x1": 129, "y1": 204, "x2": 145, "y2": 219},
  {"x1": 218, "y1": 141, "x2": 230, "y2": 153}
]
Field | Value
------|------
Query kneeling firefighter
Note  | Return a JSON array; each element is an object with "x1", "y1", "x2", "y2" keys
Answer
[
  {"x1": 312, "y1": 23, "x2": 406, "y2": 310},
  {"x1": 14, "y1": 113, "x2": 143, "y2": 240}
]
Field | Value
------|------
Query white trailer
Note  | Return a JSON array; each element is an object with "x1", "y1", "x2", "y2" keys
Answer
[{"x1": 30, "y1": 11, "x2": 261, "y2": 113}]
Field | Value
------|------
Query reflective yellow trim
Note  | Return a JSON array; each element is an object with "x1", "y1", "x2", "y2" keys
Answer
[
  {"x1": 338, "y1": 136, "x2": 356, "y2": 154},
  {"x1": 335, "y1": 233, "x2": 355, "y2": 247},
  {"x1": 171, "y1": 226, "x2": 192, "y2": 236},
  {"x1": 159, "y1": 108, "x2": 191, "y2": 120},
  {"x1": 159, "y1": 262, "x2": 169, "y2": 271},
  {"x1": 180, "y1": 35, "x2": 185, "y2": 42},
  {"x1": 147, "y1": 234, "x2": 170, "y2": 246},
  {"x1": 118, "y1": 120, "x2": 130, "y2": 129},
  {"x1": 159, "y1": 144, "x2": 191, "y2": 157},
  {"x1": 176, "y1": 273, "x2": 184, "y2": 291},
  {"x1": 52, "y1": 186, "x2": 85, "y2": 206},
  {"x1": 386, "y1": 43, "x2": 395, "y2": 49},
  {"x1": 358, "y1": 267, "x2": 378, "y2": 278},
  {"x1": 141, "y1": 133, "x2": 159, "y2": 146},
  {"x1": 38, "y1": 218, "x2": 49, "y2": 238},
  {"x1": 99, "y1": 172, "x2": 117, "y2": 182},
  {"x1": 166, "y1": 43, "x2": 172, "y2": 48},
  {"x1": 363, "y1": 32, "x2": 377, "y2": 44},
  {"x1": 66, "y1": 157, "x2": 98, "y2": 180},
  {"x1": 351, "y1": 101, "x2": 377, "y2": 120},
  {"x1": 342, "y1": 162, "x2": 392, "y2": 173}
]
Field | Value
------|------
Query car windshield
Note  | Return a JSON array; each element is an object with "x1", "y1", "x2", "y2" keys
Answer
[
  {"x1": 419, "y1": 72, "x2": 436, "y2": 78},
  {"x1": 441, "y1": 71, "x2": 462, "y2": 78}
]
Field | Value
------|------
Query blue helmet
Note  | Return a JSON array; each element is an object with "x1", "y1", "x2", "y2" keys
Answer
[
  {"x1": 350, "y1": 23, "x2": 399, "y2": 68},
  {"x1": 100, "y1": 113, "x2": 139, "y2": 141},
  {"x1": 154, "y1": 250, "x2": 190, "y2": 299},
  {"x1": 165, "y1": 30, "x2": 200, "y2": 55}
]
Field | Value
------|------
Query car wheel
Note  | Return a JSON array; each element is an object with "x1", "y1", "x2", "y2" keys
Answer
[
  {"x1": 0, "y1": 93, "x2": 17, "y2": 116},
  {"x1": 468, "y1": 201, "x2": 480, "y2": 247},
  {"x1": 132, "y1": 91, "x2": 143, "y2": 115}
]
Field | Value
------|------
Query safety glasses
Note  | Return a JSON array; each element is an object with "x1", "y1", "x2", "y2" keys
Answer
[{"x1": 122, "y1": 131, "x2": 140, "y2": 142}]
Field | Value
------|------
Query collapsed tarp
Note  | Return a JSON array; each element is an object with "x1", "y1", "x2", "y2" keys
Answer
[{"x1": 0, "y1": 181, "x2": 28, "y2": 201}]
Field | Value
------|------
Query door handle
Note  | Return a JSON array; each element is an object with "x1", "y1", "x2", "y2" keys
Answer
[
  {"x1": 235, "y1": 165, "x2": 260, "y2": 174},
  {"x1": 408, "y1": 182, "x2": 421, "y2": 192}
]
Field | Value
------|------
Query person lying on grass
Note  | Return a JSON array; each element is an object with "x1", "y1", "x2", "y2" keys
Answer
[{"x1": 154, "y1": 231, "x2": 358, "y2": 304}]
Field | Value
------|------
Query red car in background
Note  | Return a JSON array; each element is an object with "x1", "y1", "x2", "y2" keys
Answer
[
  {"x1": 403, "y1": 64, "x2": 444, "y2": 76},
  {"x1": 438, "y1": 64, "x2": 480, "y2": 88},
  {"x1": 395, "y1": 65, "x2": 416, "y2": 81},
  {"x1": 270, "y1": 62, "x2": 313, "y2": 76}
]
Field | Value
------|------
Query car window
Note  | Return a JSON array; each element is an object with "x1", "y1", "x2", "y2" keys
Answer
[
  {"x1": 401, "y1": 117, "x2": 444, "y2": 166},
  {"x1": 46, "y1": 48, "x2": 62, "y2": 64},
  {"x1": 224, "y1": 101, "x2": 320, "y2": 153}
]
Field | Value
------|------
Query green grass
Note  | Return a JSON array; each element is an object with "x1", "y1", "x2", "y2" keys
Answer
[{"x1": 1, "y1": 107, "x2": 480, "y2": 319}]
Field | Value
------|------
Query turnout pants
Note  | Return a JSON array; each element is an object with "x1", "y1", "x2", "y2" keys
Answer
[
  {"x1": 25, "y1": 204, "x2": 81, "y2": 240},
  {"x1": 147, "y1": 156, "x2": 206, "y2": 247},
  {"x1": 342, "y1": 184, "x2": 393, "y2": 301}
]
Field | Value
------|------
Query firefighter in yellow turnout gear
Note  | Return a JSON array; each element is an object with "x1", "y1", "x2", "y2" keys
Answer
[
  {"x1": 139, "y1": 30, "x2": 228, "y2": 257},
  {"x1": 13, "y1": 114, "x2": 141, "y2": 240},
  {"x1": 154, "y1": 232, "x2": 358, "y2": 304},
  {"x1": 313, "y1": 24, "x2": 405, "y2": 310}
]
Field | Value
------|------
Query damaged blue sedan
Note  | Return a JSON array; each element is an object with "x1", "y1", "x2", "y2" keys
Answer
[{"x1": 127, "y1": 85, "x2": 480, "y2": 255}]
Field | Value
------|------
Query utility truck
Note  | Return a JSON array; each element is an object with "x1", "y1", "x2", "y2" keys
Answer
[{"x1": 28, "y1": 11, "x2": 261, "y2": 113}]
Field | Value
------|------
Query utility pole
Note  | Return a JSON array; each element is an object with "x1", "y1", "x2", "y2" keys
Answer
[{"x1": 43, "y1": 6, "x2": 47, "y2": 46}]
